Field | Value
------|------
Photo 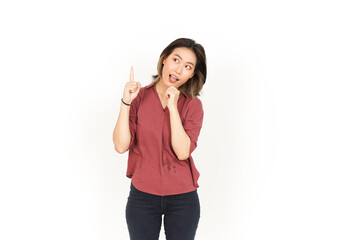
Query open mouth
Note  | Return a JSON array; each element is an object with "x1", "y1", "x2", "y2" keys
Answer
[{"x1": 169, "y1": 74, "x2": 179, "y2": 83}]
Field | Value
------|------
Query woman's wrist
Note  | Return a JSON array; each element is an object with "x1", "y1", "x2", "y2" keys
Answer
[
  {"x1": 121, "y1": 98, "x2": 132, "y2": 106},
  {"x1": 168, "y1": 104, "x2": 178, "y2": 112}
]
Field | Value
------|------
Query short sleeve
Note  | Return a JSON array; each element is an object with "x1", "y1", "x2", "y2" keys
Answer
[
  {"x1": 128, "y1": 89, "x2": 143, "y2": 149},
  {"x1": 183, "y1": 98, "x2": 204, "y2": 155}
]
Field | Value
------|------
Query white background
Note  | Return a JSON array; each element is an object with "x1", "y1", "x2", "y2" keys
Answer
[{"x1": 1, "y1": 0, "x2": 359, "y2": 239}]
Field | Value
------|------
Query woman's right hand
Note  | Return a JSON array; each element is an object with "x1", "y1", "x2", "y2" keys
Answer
[{"x1": 122, "y1": 66, "x2": 141, "y2": 104}]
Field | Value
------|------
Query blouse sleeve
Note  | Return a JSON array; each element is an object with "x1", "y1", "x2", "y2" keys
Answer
[
  {"x1": 128, "y1": 89, "x2": 142, "y2": 149},
  {"x1": 183, "y1": 98, "x2": 204, "y2": 155}
]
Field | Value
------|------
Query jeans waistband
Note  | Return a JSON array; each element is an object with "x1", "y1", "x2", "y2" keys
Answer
[{"x1": 130, "y1": 182, "x2": 197, "y2": 197}]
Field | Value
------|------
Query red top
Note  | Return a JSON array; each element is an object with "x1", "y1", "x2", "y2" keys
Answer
[{"x1": 126, "y1": 82, "x2": 204, "y2": 196}]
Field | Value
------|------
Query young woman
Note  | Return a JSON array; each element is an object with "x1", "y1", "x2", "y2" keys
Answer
[{"x1": 113, "y1": 38, "x2": 206, "y2": 240}]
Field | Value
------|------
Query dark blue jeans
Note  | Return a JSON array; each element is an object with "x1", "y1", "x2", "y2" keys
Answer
[{"x1": 126, "y1": 183, "x2": 200, "y2": 240}]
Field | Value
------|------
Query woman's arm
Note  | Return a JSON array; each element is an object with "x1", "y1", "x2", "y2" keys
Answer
[
  {"x1": 166, "y1": 86, "x2": 203, "y2": 160},
  {"x1": 113, "y1": 66, "x2": 141, "y2": 154},
  {"x1": 168, "y1": 106, "x2": 191, "y2": 160},
  {"x1": 113, "y1": 102, "x2": 131, "y2": 154}
]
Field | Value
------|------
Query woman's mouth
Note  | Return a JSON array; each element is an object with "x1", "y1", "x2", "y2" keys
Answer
[{"x1": 169, "y1": 74, "x2": 178, "y2": 83}]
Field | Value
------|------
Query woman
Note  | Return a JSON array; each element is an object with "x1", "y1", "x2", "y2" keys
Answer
[{"x1": 113, "y1": 38, "x2": 206, "y2": 240}]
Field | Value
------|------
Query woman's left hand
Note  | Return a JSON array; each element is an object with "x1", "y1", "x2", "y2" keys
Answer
[{"x1": 165, "y1": 86, "x2": 180, "y2": 111}]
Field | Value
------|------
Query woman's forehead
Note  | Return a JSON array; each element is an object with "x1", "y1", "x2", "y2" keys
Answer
[{"x1": 171, "y1": 47, "x2": 196, "y2": 62}]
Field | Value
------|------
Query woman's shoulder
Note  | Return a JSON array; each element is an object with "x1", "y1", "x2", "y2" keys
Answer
[
  {"x1": 183, "y1": 96, "x2": 203, "y2": 117},
  {"x1": 187, "y1": 95, "x2": 202, "y2": 106}
]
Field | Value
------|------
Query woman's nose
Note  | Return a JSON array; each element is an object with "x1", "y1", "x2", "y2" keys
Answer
[{"x1": 176, "y1": 65, "x2": 182, "y2": 75}]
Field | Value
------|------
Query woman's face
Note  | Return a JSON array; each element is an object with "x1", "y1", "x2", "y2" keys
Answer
[{"x1": 161, "y1": 47, "x2": 197, "y2": 89}]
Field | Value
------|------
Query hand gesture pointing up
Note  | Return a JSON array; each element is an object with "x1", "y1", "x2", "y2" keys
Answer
[{"x1": 122, "y1": 66, "x2": 141, "y2": 105}]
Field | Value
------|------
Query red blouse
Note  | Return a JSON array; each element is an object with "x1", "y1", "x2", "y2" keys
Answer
[{"x1": 126, "y1": 82, "x2": 204, "y2": 196}]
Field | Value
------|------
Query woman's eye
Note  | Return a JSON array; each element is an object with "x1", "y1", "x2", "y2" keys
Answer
[
  {"x1": 185, "y1": 65, "x2": 191, "y2": 70},
  {"x1": 174, "y1": 58, "x2": 179, "y2": 62}
]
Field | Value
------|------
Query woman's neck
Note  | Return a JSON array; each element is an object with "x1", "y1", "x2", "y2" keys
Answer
[{"x1": 155, "y1": 80, "x2": 167, "y2": 98}]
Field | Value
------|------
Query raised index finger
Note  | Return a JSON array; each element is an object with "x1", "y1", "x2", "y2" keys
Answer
[{"x1": 129, "y1": 66, "x2": 134, "y2": 82}]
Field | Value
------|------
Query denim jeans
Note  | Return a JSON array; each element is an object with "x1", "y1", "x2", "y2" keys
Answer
[{"x1": 126, "y1": 182, "x2": 200, "y2": 240}]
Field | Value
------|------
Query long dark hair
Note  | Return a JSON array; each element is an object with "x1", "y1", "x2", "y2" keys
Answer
[{"x1": 152, "y1": 38, "x2": 207, "y2": 98}]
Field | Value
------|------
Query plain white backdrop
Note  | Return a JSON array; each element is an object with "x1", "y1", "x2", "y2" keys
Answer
[{"x1": 1, "y1": 0, "x2": 359, "y2": 239}]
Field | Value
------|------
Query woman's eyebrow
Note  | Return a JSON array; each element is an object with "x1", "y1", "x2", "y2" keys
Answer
[{"x1": 174, "y1": 54, "x2": 194, "y2": 67}]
